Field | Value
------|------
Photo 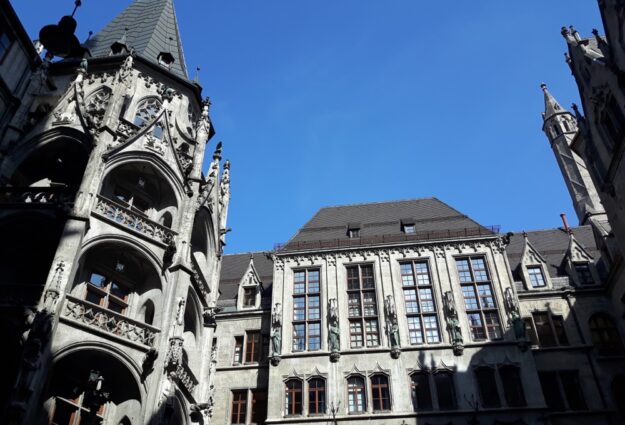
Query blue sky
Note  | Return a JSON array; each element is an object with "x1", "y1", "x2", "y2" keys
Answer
[{"x1": 14, "y1": 1, "x2": 603, "y2": 254}]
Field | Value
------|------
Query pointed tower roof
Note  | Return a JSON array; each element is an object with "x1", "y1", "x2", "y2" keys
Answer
[
  {"x1": 85, "y1": 0, "x2": 188, "y2": 79},
  {"x1": 541, "y1": 83, "x2": 568, "y2": 120}
]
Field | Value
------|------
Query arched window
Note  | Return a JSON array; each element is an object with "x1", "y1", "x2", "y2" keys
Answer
[
  {"x1": 499, "y1": 365, "x2": 526, "y2": 407},
  {"x1": 410, "y1": 372, "x2": 432, "y2": 411},
  {"x1": 308, "y1": 378, "x2": 326, "y2": 415},
  {"x1": 285, "y1": 379, "x2": 302, "y2": 416},
  {"x1": 370, "y1": 374, "x2": 391, "y2": 412},
  {"x1": 133, "y1": 98, "x2": 163, "y2": 139},
  {"x1": 347, "y1": 376, "x2": 366, "y2": 414},
  {"x1": 589, "y1": 314, "x2": 624, "y2": 355},
  {"x1": 474, "y1": 366, "x2": 500, "y2": 408}
]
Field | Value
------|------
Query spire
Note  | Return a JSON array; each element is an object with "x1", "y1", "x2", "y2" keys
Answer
[
  {"x1": 85, "y1": 0, "x2": 188, "y2": 79},
  {"x1": 541, "y1": 83, "x2": 567, "y2": 120}
]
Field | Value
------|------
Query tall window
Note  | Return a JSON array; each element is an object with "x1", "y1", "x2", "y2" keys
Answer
[
  {"x1": 589, "y1": 314, "x2": 624, "y2": 355},
  {"x1": 133, "y1": 98, "x2": 164, "y2": 139},
  {"x1": 527, "y1": 265, "x2": 546, "y2": 288},
  {"x1": 371, "y1": 375, "x2": 391, "y2": 412},
  {"x1": 285, "y1": 379, "x2": 303, "y2": 416},
  {"x1": 292, "y1": 269, "x2": 321, "y2": 351},
  {"x1": 233, "y1": 336, "x2": 243, "y2": 365},
  {"x1": 538, "y1": 371, "x2": 586, "y2": 411},
  {"x1": 456, "y1": 257, "x2": 502, "y2": 341},
  {"x1": 346, "y1": 264, "x2": 380, "y2": 348},
  {"x1": 434, "y1": 372, "x2": 456, "y2": 410},
  {"x1": 525, "y1": 312, "x2": 569, "y2": 347},
  {"x1": 400, "y1": 261, "x2": 440, "y2": 345},
  {"x1": 574, "y1": 263, "x2": 594, "y2": 285},
  {"x1": 251, "y1": 390, "x2": 267, "y2": 424},
  {"x1": 51, "y1": 392, "x2": 106, "y2": 425},
  {"x1": 308, "y1": 378, "x2": 326, "y2": 415},
  {"x1": 474, "y1": 367, "x2": 500, "y2": 408},
  {"x1": 245, "y1": 331, "x2": 261, "y2": 364},
  {"x1": 347, "y1": 376, "x2": 366, "y2": 413},
  {"x1": 231, "y1": 391, "x2": 247, "y2": 425},
  {"x1": 499, "y1": 365, "x2": 526, "y2": 407},
  {"x1": 85, "y1": 271, "x2": 130, "y2": 315},
  {"x1": 411, "y1": 372, "x2": 432, "y2": 411}
]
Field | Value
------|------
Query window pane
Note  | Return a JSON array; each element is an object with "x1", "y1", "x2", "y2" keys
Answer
[
  {"x1": 484, "y1": 312, "x2": 502, "y2": 340},
  {"x1": 363, "y1": 291, "x2": 377, "y2": 316},
  {"x1": 308, "y1": 295, "x2": 320, "y2": 320},
  {"x1": 293, "y1": 324, "x2": 305, "y2": 351},
  {"x1": 419, "y1": 288, "x2": 435, "y2": 312},
  {"x1": 348, "y1": 293, "x2": 362, "y2": 317},
  {"x1": 251, "y1": 390, "x2": 267, "y2": 424},
  {"x1": 455, "y1": 259, "x2": 472, "y2": 282},
  {"x1": 468, "y1": 313, "x2": 486, "y2": 340},
  {"x1": 308, "y1": 378, "x2": 326, "y2": 415},
  {"x1": 423, "y1": 315, "x2": 440, "y2": 343},
  {"x1": 462, "y1": 286, "x2": 479, "y2": 310},
  {"x1": 361, "y1": 265, "x2": 375, "y2": 289},
  {"x1": 349, "y1": 321, "x2": 363, "y2": 348},
  {"x1": 347, "y1": 266, "x2": 360, "y2": 290},
  {"x1": 411, "y1": 373, "x2": 432, "y2": 411},
  {"x1": 231, "y1": 391, "x2": 247, "y2": 424},
  {"x1": 285, "y1": 380, "x2": 302, "y2": 416},
  {"x1": 371, "y1": 375, "x2": 390, "y2": 411},
  {"x1": 86, "y1": 289, "x2": 103, "y2": 306},
  {"x1": 294, "y1": 271, "x2": 306, "y2": 294},
  {"x1": 293, "y1": 297, "x2": 306, "y2": 321},
  {"x1": 400, "y1": 263, "x2": 415, "y2": 286},
  {"x1": 533, "y1": 312, "x2": 556, "y2": 347},
  {"x1": 347, "y1": 377, "x2": 366, "y2": 413},
  {"x1": 435, "y1": 372, "x2": 456, "y2": 410},
  {"x1": 308, "y1": 322, "x2": 321, "y2": 351},
  {"x1": 403, "y1": 289, "x2": 419, "y2": 313},
  {"x1": 475, "y1": 367, "x2": 500, "y2": 408},
  {"x1": 408, "y1": 316, "x2": 424, "y2": 345},
  {"x1": 500, "y1": 366, "x2": 526, "y2": 407},
  {"x1": 365, "y1": 319, "x2": 379, "y2": 347},
  {"x1": 89, "y1": 273, "x2": 107, "y2": 288},
  {"x1": 415, "y1": 262, "x2": 431, "y2": 285},
  {"x1": 233, "y1": 336, "x2": 243, "y2": 364},
  {"x1": 308, "y1": 270, "x2": 320, "y2": 292},
  {"x1": 477, "y1": 284, "x2": 495, "y2": 308},
  {"x1": 539, "y1": 371, "x2": 565, "y2": 411},
  {"x1": 574, "y1": 263, "x2": 593, "y2": 285},
  {"x1": 560, "y1": 371, "x2": 587, "y2": 410},
  {"x1": 110, "y1": 281, "x2": 129, "y2": 299},
  {"x1": 471, "y1": 258, "x2": 489, "y2": 281},
  {"x1": 552, "y1": 316, "x2": 569, "y2": 345},
  {"x1": 527, "y1": 266, "x2": 546, "y2": 288}
]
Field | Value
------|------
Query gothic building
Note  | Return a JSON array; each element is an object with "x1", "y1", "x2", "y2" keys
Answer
[{"x1": 0, "y1": 1, "x2": 624, "y2": 425}]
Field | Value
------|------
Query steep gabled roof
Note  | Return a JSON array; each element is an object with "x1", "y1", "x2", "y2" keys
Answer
[
  {"x1": 281, "y1": 198, "x2": 495, "y2": 251},
  {"x1": 218, "y1": 252, "x2": 274, "y2": 306},
  {"x1": 85, "y1": 0, "x2": 188, "y2": 79}
]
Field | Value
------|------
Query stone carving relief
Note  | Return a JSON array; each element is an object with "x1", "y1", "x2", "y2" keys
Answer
[
  {"x1": 504, "y1": 288, "x2": 527, "y2": 350},
  {"x1": 85, "y1": 87, "x2": 112, "y2": 129},
  {"x1": 443, "y1": 291, "x2": 464, "y2": 356},
  {"x1": 384, "y1": 295, "x2": 401, "y2": 358},
  {"x1": 328, "y1": 298, "x2": 340, "y2": 362},
  {"x1": 270, "y1": 303, "x2": 282, "y2": 365}
]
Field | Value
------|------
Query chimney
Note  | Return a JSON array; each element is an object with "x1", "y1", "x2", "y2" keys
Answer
[{"x1": 560, "y1": 213, "x2": 572, "y2": 234}]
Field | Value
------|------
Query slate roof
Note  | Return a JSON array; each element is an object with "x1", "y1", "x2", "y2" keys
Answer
[
  {"x1": 85, "y1": 0, "x2": 188, "y2": 79},
  {"x1": 281, "y1": 198, "x2": 496, "y2": 251},
  {"x1": 218, "y1": 252, "x2": 274, "y2": 306},
  {"x1": 506, "y1": 225, "x2": 599, "y2": 281}
]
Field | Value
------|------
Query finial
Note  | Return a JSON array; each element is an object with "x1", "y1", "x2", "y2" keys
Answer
[
  {"x1": 540, "y1": 83, "x2": 547, "y2": 91},
  {"x1": 194, "y1": 66, "x2": 200, "y2": 84},
  {"x1": 71, "y1": 0, "x2": 82, "y2": 17},
  {"x1": 85, "y1": 30, "x2": 93, "y2": 43},
  {"x1": 522, "y1": 231, "x2": 528, "y2": 238},
  {"x1": 571, "y1": 103, "x2": 584, "y2": 121},
  {"x1": 213, "y1": 141, "x2": 223, "y2": 160},
  {"x1": 561, "y1": 26, "x2": 569, "y2": 36}
]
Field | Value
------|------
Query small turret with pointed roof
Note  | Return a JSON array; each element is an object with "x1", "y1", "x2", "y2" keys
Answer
[
  {"x1": 541, "y1": 83, "x2": 569, "y2": 122},
  {"x1": 85, "y1": 0, "x2": 188, "y2": 78}
]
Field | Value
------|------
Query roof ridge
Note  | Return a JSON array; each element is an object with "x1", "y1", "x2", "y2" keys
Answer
[
  {"x1": 223, "y1": 250, "x2": 273, "y2": 257},
  {"x1": 510, "y1": 224, "x2": 591, "y2": 235},
  {"x1": 316, "y1": 196, "x2": 438, "y2": 211}
]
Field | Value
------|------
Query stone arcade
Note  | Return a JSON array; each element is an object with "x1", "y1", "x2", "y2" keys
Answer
[{"x1": 0, "y1": 1, "x2": 624, "y2": 425}]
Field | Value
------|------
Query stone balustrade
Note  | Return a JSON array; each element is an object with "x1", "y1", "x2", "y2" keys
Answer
[
  {"x1": 0, "y1": 187, "x2": 73, "y2": 208},
  {"x1": 63, "y1": 295, "x2": 160, "y2": 348},
  {"x1": 93, "y1": 195, "x2": 176, "y2": 245}
]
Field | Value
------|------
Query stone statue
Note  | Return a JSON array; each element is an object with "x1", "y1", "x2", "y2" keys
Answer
[
  {"x1": 443, "y1": 291, "x2": 464, "y2": 355},
  {"x1": 328, "y1": 298, "x2": 340, "y2": 352},
  {"x1": 384, "y1": 296, "x2": 401, "y2": 358},
  {"x1": 504, "y1": 288, "x2": 526, "y2": 340},
  {"x1": 271, "y1": 303, "x2": 282, "y2": 357}
]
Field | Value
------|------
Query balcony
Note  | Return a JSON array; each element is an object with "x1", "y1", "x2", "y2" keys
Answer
[
  {"x1": 62, "y1": 295, "x2": 160, "y2": 349},
  {"x1": 190, "y1": 253, "x2": 211, "y2": 301},
  {"x1": 92, "y1": 195, "x2": 176, "y2": 246}
]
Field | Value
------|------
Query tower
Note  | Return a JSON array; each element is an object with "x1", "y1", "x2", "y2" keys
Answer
[
  {"x1": 541, "y1": 83, "x2": 606, "y2": 225},
  {"x1": 0, "y1": 1, "x2": 228, "y2": 424}
]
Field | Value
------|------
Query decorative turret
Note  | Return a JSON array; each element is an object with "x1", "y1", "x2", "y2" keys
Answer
[{"x1": 540, "y1": 84, "x2": 606, "y2": 225}]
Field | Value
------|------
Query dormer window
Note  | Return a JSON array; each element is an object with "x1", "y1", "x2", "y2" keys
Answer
[
  {"x1": 243, "y1": 287, "x2": 256, "y2": 307},
  {"x1": 158, "y1": 52, "x2": 175, "y2": 68},
  {"x1": 110, "y1": 41, "x2": 129, "y2": 55},
  {"x1": 527, "y1": 266, "x2": 546, "y2": 288},
  {"x1": 574, "y1": 262, "x2": 594, "y2": 285},
  {"x1": 347, "y1": 223, "x2": 361, "y2": 238}
]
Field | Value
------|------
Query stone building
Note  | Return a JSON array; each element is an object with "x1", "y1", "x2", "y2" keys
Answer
[
  {"x1": 0, "y1": 1, "x2": 624, "y2": 425},
  {"x1": 0, "y1": 0, "x2": 227, "y2": 424}
]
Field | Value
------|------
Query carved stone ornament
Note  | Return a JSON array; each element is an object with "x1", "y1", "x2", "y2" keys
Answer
[
  {"x1": 443, "y1": 291, "x2": 464, "y2": 356},
  {"x1": 270, "y1": 303, "x2": 282, "y2": 364},
  {"x1": 384, "y1": 295, "x2": 401, "y2": 358},
  {"x1": 85, "y1": 87, "x2": 112, "y2": 129},
  {"x1": 504, "y1": 288, "x2": 527, "y2": 350},
  {"x1": 328, "y1": 298, "x2": 340, "y2": 361}
]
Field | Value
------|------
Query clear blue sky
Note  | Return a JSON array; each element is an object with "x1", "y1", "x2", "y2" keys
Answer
[{"x1": 13, "y1": 0, "x2": 603, "y2": 254}]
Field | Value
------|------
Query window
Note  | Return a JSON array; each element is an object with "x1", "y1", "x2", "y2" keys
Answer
[
  {"x1": 456, "y1": 257, "x2": 502, "y2": 341},
  {"x1": 346, "y1": 264, "x2": 380, "y2": 348},
  {"x1": 133, "y1": 98, "x2": 164, "y2": 139},
  {"x1": 525, "y1": 313, "x2": 569, "y2": 347},
  {"x1": 347, "y1": 376, "x2": 366, "y2": 413},
  {"x1": 347, "y1": 228, "x2": 360, "y2": 238},
  {"x1": 51, "y1": 392, "x2": 106, "y2": 425},
  {"x1": 85, "y1": 271, "x2": 130, "y2": 315},
  {"x1": 532, "y1": 312, "x2": 556, "y2": 347},
  {"x1": 0, "y1": 25, "x2": 13, "y2": 62},
  {"x1": 251, "y1": 390, "x2": 267, "y2": 424},
  {"x1": 434, "y1": 372, "x2": 456, "y2": 410},
  {"x1": 243, "y1": 287, "x2": 256, "y2": 307},
  {"x1": 499, "y1": 365, "x2": 526, "y2": 407},
  {"x1": 411, "y1": 372, "x2": 432, "y2": 411},
  {"x1": 157, "y1": 52, "x2": 175, "y2": 68},
  {"x1": 527, "y1": 265, "x2": 546, "y2": 288},
  {"x1": 538, "y1": 371, "x2": 586, "y2": 411},
  {"x1": 474, "y1": 367, "x2": 500, "y2": 408},
  {"x1": 403, "y1": 223, "x2": 416, "y2": 234},
  {"x1": 589, "y1": 314, "x2": 624, "y2": 355},
  {"x1": 233, "y1": 336, "x2": 243, "y2": 365},
  {"x1": 285, "y1": 379, "x2": 303, "y2": 416},
  {"x1": 400, "y1": 261, "x2": 440, "y2": 345},
  {"x1": 574, "y1": 263, "x2": 594, "y2": 285},
  {"x1": 308, "y1": 378, "x2": 326, "y2": 415},
  {"x1": 371, "y1": 375, "x2": 391, "y2": 412},
  {"x1": 231, "y1": 390, "x2": 248, "y2": 424},
  {"x1": 245, "y1": 331, "x2": 261, "y2": 364},
  {"x1": 292, "y1": 269, "x2": 321, "y2": 351}
]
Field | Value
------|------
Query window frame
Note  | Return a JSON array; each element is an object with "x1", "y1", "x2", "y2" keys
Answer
[
  {"x1": 525, "y1": 312, "x2": 569, "y2": 347},
  {"x1": 370, "y1": 374, "x2": 391, "y2": 412},
  {"x1": 573, "y1": 262, "x2": 594, "y2": 286},
  {"x1": 538, "y1": 370, "x2": 587, "y2": 412},
  {"x1": 346, "y1": 375, "x2": 367, "y2": 414},
  {"x1": 284, "y1": 379, "x2": 303, "y2": 417},
  {"x1": 307, "y1": 377, "x2": 326, "y2": 416},
  {"x1": 526, "y1": 265, "x2": 547, "y2": 288},
  {"x1": 346, "y1": 264, "x2": 381, "y2": 349},
  {"x1": 400, "y1": 260, "x2": 441, "y2": 345},
  {"x1": 589, "y1": 313, "x2": 624, "y2": 356},
  {"x1": 84, "y1": 269, "x2": 131, "y2": 316},
  {"x1": 231, "y1": 390, "x2": 248, "y2": 425},
  {"x1": 474, "y1": 366, "x2": 501, "y2": 408},
  {"x1": 292, "y1": 268, "x2": 322, "y2": 352}
]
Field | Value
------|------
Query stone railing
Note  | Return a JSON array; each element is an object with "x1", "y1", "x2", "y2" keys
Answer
[
  {"x1": 63, "y1": 295, "x2": 160, "y2": 348},
  {"x1": 0, "y1": 187, "x2": 73, "y2": 209},
  {"x1": 93, "y1": 195, "x2": 176, "y2": 245}
]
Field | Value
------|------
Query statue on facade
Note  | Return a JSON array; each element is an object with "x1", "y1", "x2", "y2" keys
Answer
[
  {"x1": 504, "y1": 288, "x2": 527, "y2": 350},
  {"x1": 443, "y1": 291, "x2": 464, "y2": 356},
  {"x1": 384, "y1": 295, "x2": 401, "y2": 358},
  {"x1": 270, "y1": 303, "x2": 282, "y2": 365},
  {"x1": 328, "y1": 298, "x2": 340, "y2": 361}
]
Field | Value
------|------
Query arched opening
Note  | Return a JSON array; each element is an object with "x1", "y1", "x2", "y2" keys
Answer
[
  {"x1": 182, "y1": 290, "x2": 201, "y2": 373},
  {"x1": 9, "y1": 137, "x2": 89, "y2": 195},
  {"x1": 346, "y1": 375, "x2": 366, "y2": 414},
  {"x1": 99, "y1": 162, "x2": 178, "y2": 228},
  {"x1": 46, "y1": 349, "x2": 141, "y2": 425},
  {"x1": 71, "y1": 242, "x2": 162, "y2": 325},
  {"x1": 190, "y1": 209, "x2": 216, "y2": 280}
]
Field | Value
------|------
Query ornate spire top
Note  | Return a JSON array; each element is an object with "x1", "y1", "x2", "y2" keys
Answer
[
  {"x1": 541, "y1": 83, "x2": 568, "y2": 121},
  {"x1": 85, "y1": 0, "x2": 188, "y2": 78}
]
